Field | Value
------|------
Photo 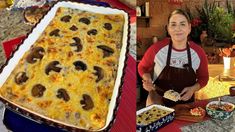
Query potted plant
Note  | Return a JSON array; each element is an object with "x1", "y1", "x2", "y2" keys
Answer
[
  {"x1": 189, "y1": 0, "x2": 217, "y2": 44},
  {"x1": 226, "y1": 0, "x2": 235, "y2": 33},
  {"x1": 208, "y1": 7, "x2": 234, "y2": 44},
  {"x1": 196, "y1": 0, "x2": 217, "y2": 35},
  {"x1": 196, "y1": 0, "x2": 235, "y2": 45}
]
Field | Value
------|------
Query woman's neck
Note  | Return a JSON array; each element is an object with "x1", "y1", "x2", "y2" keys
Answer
[{"x1": 172, "y1": 40, "x2": 187, "y2": 50}]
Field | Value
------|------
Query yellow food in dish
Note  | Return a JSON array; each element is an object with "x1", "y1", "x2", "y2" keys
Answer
[
  {"x1": 137, "y1": 106, "x2": 171, "y2": 126},
  {"x1": 0, "y1": 7, "x2": 124, "y2": 130}
]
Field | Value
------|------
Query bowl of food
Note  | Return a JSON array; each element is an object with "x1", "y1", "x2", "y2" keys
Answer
[{"x1": 206, "y1": 101, "x2": 235, "y2": 120}]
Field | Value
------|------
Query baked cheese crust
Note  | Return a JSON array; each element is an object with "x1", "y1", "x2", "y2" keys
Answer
[
  {"x1": 137, "y1": 106, "x2": 171, "y2": 125},
  {"x1": 0, "y1": 7, "x2": 124, "y2": 130}
]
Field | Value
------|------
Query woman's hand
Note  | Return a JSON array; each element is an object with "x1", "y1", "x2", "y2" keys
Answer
[
  {"x1": 180, "y1": 87, "x2": 194, "y2": 101},
  {"x1": 142, "y1": 73, "x2": 155, "y2": 92},
  {"x1": 180, "y1": 83, "x2": 200, "y2": 101},
  {"x1": 146, "y1": 90, "x2": 163, "y2": 106},
  {"x1": 142, "y1": 80, "x2": 155, "y2": 92}
]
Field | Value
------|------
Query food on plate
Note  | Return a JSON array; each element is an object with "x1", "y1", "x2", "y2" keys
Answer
[
  {"x1": 190, "y1": 107, "x2": 205, "y2": 116},
  {"x1": 137, "y1": 106, "x2": 171, "y2": 125},
  {"x1": 24, "y1": 6, "x2": 50, "y2": 25},
  {"x1": 0, "y1": 7, "x2": 125, "y2": 130},
  {"x1": 10, "y1": 0, "x2": 46, "y2": 9},
  {"x1": 163, "y1": 89, "x2": 181, "y2": 102},
  {"x1": 207, "y1": 103, "x2": 234, "y2": 112}
]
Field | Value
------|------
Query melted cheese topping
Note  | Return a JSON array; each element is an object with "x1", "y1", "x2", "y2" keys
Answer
[
  {"x1": 0, "y1": 7, "x2": 124, "y2": 130},
  {"x1": 137, "y1": 106, "x2": 171, "y2": 125}
]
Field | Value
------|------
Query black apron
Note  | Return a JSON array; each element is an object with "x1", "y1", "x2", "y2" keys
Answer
[{"x1": 153, "y1": 41, "x2": 197, "y2": 107}]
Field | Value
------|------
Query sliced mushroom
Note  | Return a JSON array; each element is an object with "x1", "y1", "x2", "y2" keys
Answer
[
  {"x1": 56, "y1": 88, "x2": 70, "y2": 102},
  {"x1": 97, "y1": 45, "x2": 114, "y2": 58},
  {"x1": 49, "y1": 29, "x2": 60, "y2": 37},
  {"x1": 87, "y1": 29, "x2": 97, "y2": 36},
  {"x1": 60, "y1": 15, "x2": 72, "y2": 22},
  {"x1": 15, "y1": 72, "x2": 29, "y2": 85},
  {"x1": 26, "y1": 47, "x2": 45, "y2": 64},
  {"x1": 70, "y1": 37, "x2": 83, "y2": 52},
  {"x1": 31, "y1": 84, "x2": 46, "y2": 97},
  {"x1": 69, "y1": 25, "x2": 78, "y2": 31},
  {"x1": 73, "y1": 37, "x2": 80, "y2": 43},
  {"x1": 80, "y1": 94, "x2": 94, "y2": 110},
  {"x1": 45, "y1": 61, "x2": 62, "y2": 75},
  {"x1": 70, "y1": 43, "x2": 82, "y2": 52},
  {"x1": 79, "y1": 17, "x2": 90, "y2": 25},
  {"x1": 92, "y1": 66, "x2": 104, "y2": 82},
  {"x1": 103, "y1": 23, "x2": 112, "y2": 30},
  {"x1": 73, "y1": 61, "x2": 87, "y2": 71}
]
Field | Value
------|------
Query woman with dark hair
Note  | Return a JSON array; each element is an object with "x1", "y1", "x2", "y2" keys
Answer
[{"x1": 138, "y1": 9, "x2": 209, "y2": 107}]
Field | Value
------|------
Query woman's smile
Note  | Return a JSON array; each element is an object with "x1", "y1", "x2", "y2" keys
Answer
[{"x1": 175, "y1": 33, "x2": 184, "y2": 36}]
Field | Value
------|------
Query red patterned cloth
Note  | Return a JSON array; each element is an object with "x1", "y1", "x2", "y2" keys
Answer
[{"x1": 2, "y1": 35, "x2": 26, "y2": 59}]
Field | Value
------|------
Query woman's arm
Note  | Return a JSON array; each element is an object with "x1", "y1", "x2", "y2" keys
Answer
[
  {"x1": 180, "y1": 47, "x2": 209, "y2": 101},
  {"x1": 142, "y1": 73, "x2": 155, "y2": 92},
  {"x1": 180, "y1": 83, "x2": 200, "y2": 101},
  {"x1": 138, "y1": 44, "x2": 157, "y2": 92},
  {"x1": 196, "y1": 49, "x2": 209, "y2": 88},
  {"x1": 138, "y1": 54, "x2": 154, "y2": 78}
]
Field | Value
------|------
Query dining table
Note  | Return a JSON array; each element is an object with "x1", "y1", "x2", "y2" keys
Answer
[
  {"x1": 158, "y1": 95, "x2": 235, "y2": 132},
  {"x1": 158, "y1": 64, "x2": 235, "y2": 132},
  {"x1": 195, "y1": 64, "x2": 235, "y2": 100}
]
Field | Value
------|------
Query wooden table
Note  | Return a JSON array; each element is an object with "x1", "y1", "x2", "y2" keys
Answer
[
  {"x1": 208, "y1": 64, "x2": 235, "y2": 86},
  {"x1": 195, "y1": 64, "x2": 235, "y2": 100},
  {"x1": 159, "y1": 95, "x2": 235, "y2": 132},
  {"x1": 208, "y1": 64, "x2": 235, "y2": 78}
]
